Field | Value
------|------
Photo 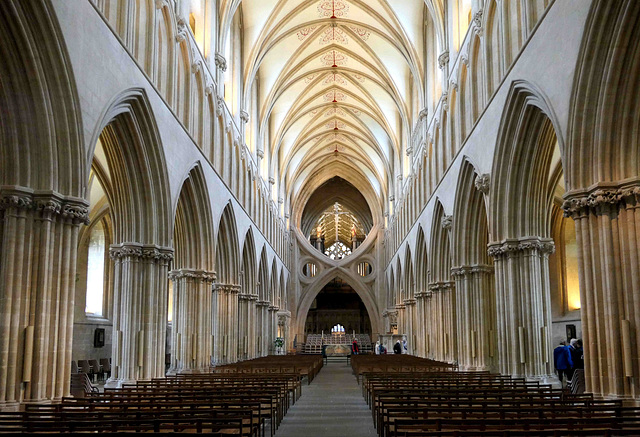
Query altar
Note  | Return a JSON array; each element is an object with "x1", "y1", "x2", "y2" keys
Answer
[{"x1": 322, "y1": 344, "x2": 351, "y2": 364}]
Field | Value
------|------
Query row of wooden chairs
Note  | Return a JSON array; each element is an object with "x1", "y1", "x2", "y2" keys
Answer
[
  {"x1": 354, "y1": 357, "x2": 640, "y2": 436},
  {"x1": 214, "y1": 354, "x2": 323, "y2": 384},
  {"x1": 71, "y1": 358, "x2": 111, "y2": 382},
  {"x1": 351, "y1": 354, "x2": 456, "y2": 383},
  {"x1": 0, "y1": 356, "x2": 316, "y2": 435}
]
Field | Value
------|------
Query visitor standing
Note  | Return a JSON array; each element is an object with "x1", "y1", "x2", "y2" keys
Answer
[
  {"x1": 375, "y1": 340, "x2": 381, "y2": 355},
  {"x1": 553, "y1": 340, "x2": 573, "y2": 387},
  {"x1": 393, "y1": 340, "x2": 402, "y2": 354}
]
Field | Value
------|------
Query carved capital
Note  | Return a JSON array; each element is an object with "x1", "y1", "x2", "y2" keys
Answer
[
  {"x1": 109, "y1": 243, "x2": 174, "y2": 263},
  {"x1": 0, "y1": 188, "x2": 33, "y2": 211},
  {"x1": 441, "y1": 92, "x2": 449, "y2": 112},
  {"x1": 488, "y1": 237, "x2": 555, "y2": 259},
  {"x1": 474, "y1": 173, "x2": 490, "y2": 194},
  {"x1": 169, "y1": 269, "x2": 217, "y2": 283},
  {"x1": 256, "y1": 149, "x2": 265, "y2": 159},
  {"x1": 1, "y1": 189, "x2": 90, "y2": 225},
  {"x1": 239, "y1": 110, "x2": 249, "y2": 123},
  {"x1": 419, "y1": 108, "x2": 428, "y2": 120},
  {"x1": 563, "y1": 179, "x2": 640, "y2": 218}
]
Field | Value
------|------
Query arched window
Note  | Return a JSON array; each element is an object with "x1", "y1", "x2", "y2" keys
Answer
[{"x1": 85, "y1": 221, "x2": 106, "y2": 316}]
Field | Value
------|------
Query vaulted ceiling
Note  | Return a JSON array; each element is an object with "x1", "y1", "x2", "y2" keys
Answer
[{"x1": 224, "y1": 0, "x2": 429, "y2": 231}]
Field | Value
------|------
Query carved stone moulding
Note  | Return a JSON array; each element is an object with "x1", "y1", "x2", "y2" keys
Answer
[
  {"x1": 562, "y1": 178, "x2": 640, "y2": 217},
  {"x1": 109, "y1": 242, "x2": 175, "y2": 263},
  {"x1": 403, "y1": 298, "x2": 417, "y2": 306},
  {"x1": 438, "y1": 51, "x2": 450, "y2": 69},
  {"x1": 487, "y1": 236, "x2": 555, "y2": 259},
  {"x1": 428, "y1": 281, "x2": 454, "y2": 292},
  {"x1": 441, "y1": 214, "x2": 453, "y2": 230},
  {"x1": 169, "y1": 268, "x2": 217, "y2": 283},
  {"x1": 214, "y1": 52, "x2": 227, "y2": 72},
  {"x1": 256, "y1": 300, "x2": 270, "y2": 307},
  {"x1": 474, "y1": 173, "x2": 490, "y2": 194},
  {"x1": 0, "y1": 186, "x2": 90, "y2": 225},
  {"x1": 213, "y1": 283, "x2": 241, "y2": 294},
  {"x1": 451, "y1": 264, "x2": 494, "y2": 277}
]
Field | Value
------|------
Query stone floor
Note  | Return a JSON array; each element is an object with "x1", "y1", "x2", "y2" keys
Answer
[{"x1": 275, "y1": 361, "x2": 377, "y2": 437}]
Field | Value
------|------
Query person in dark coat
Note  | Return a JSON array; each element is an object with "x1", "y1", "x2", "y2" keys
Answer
[
  {"x1": 351, "y1": 339, "x2": 359, "y2": 355},
  {"x1": 553, "y1": 340, "x2": 574, "y2": 387},
  {"x1": 393, "y1": 340, "x2": 402, "y2": 354}
]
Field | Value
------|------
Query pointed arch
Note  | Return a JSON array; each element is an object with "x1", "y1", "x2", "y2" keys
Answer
[
  {"x1": 567, "y1": 0, "x2": 640, "y2": 189},
  {"x1": 0, "y1": 0, "x2": 84, "y2": 197},
  {"x1": 490, "y1": 80, "x2": 563, "y2": 241},
  {"x1": 215, "y1": 202, "x2": 240, "y2": 284},
  {"x1": 296, "y1": 272, "x2": 381, "y2": 335},
  {"x1": 90, "y1": 88, "x2": 172, "y2": 247},
  {"x1": 429, "y1": 200, "x2": 452, "y2": 282},
  {"x1": 452, "y1": 158, "x2": 491, "y2": 267},
  {"x1": 241, "y1": 228, "x2": 257, "y2": 294},
  {"x1": 173, "y1": 163, "x2": 215, "y2": 271}
]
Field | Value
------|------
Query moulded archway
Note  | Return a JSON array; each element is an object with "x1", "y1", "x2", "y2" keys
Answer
[{"x1": 296, "y1": 270, "x2": 381, "y2": 337}]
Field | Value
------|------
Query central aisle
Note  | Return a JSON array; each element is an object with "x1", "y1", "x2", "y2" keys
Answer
[{"x1": 275, "y1": 361, "x2": 377, "y2": 437}]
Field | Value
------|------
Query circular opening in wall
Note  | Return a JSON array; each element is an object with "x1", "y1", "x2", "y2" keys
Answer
[
  {"x1": 302, "y1": 262, "x2": 318, "y2": 278},
  {"x1": 357, "y1": 261, "x2": 373, "y2": 277}
]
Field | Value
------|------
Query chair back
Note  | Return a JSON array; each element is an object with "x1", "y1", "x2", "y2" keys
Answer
[{"x1": 99, "y1": 358, "x2": 111, "y2": 372}]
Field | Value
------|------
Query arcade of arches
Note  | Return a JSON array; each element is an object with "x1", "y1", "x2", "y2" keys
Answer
[{"x1": 0, "y1": 0, "x2": 639, "y2": 409}]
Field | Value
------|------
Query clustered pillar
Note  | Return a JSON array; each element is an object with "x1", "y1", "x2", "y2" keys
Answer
[
  {"x1": 0, "y1": 188, "x2": 88, "y2": 407},
  {"x1": 403, "y1": 298, "x2": 416, "y2": 354},
  {"x1": 168, "y1": 269, "x2": 216, "y2": 374},
  {"x1": 564, "y1": 182, "x2": 640, "y2": 400},
  {"x1": 237, "y1": 291, "x2": 259, "y2": 360},
  {"x1": 212, "y1": 283, "x2": 240, "y2": 365},
  {"x1": 488, "y1": 237, "x2": 554, "y2": 379},
  {"x1": 107, "y1": 243, "x2": 173, "y2": 387},
  {"x1": 427, "y1": 281, "x2": 456, "y2": 363},
  {"x1": 451, "y1": 265, "x2": 496, "y2": 370}
]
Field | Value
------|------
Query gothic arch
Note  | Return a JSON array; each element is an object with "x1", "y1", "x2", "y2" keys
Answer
[
  {"x1": 490, "y1": 80, "x2": 564, "y2": 241},
  {"x1": 567, "y1": 0, "x2": 640, "y2": 190},
  {"x1": 89, "y1": 88, "x2": 172, "y2": 247},
  {"x1": 452, "y1": 158, "x2": 491, "y2": 267},
  {"x1": 0, "y1": 0, "x2": 84, "y2": 197},
  {"x1": 296, "y1": 271, "x2": 381, "y2": 336},
  {"x1": 429, "y1": 200, "x2": 452, "y2": 282},
  {"x1": 214, "y1": 202, "x2": 241, "y2": 284},
  {"x1": 241, "y1": 228, "x2": 257, "y2": 294},
  {"x1": 173, "y1": 163, "x2": 215, "y2": 272}
]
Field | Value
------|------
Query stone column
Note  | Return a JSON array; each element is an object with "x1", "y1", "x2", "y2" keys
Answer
[
  {"x1": 0, "y1": 189, "x2": 88, "y2": 407},
  {"x1": 563, "y1": 183, "x2": 640, "y2": 400},
  {"x1": 451, "y1": 265, "x2": 496, "y2": 370},
  {"x1": 256, "y1": 300, "x2": 270, "y2": 356},
  {"x1": 422, "y1": 291, "x2": 435, "y2": 358},
  {"x1": 414, "y1": 292, "x2": 425, "y2": 357},
  {"x1": 168, "y1": 269, "x2": 216, "y2": 374},
  {"x1": 268, "y1": 305, "x2": 279, "y2": 354},
  {"x1": 395, "y1": 303, "x2": 405, "y2": 337},
  {"x1": 488, "y1": 237, "x2": 554, "y2": 379},
  {"x1": 237, "y1": 292, "x2": 250, "y2": 360},
  {"x1": 277, "y1": 311, "x2": 291, "y2": 354},
  {"x1": 428, "y1": 281, "x2": 456, "y2": 363},
  {"x1": 403, "y1": 299, "x2": 417, "y2": 354},
  {"x1": 247, "y1": 293, "x2": 259, "y2": 359},
  {"x1": 106, "y1": 243, "x2": 173, "y2": 387}
]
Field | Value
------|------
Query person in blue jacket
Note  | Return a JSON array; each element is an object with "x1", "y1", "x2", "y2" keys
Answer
[{"x1": 553, "y1": 340, "x2": 574, "y2": 387}]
